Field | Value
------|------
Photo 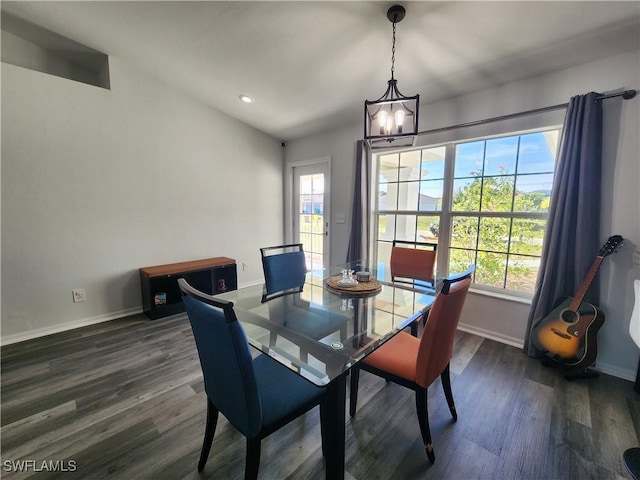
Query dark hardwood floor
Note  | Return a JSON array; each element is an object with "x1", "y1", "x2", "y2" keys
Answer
[{"x1": 2, "y1": 313, "x2": 639, "y2": 479}]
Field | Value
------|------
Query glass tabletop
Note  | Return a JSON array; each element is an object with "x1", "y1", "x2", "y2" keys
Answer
[{"x1": 214, "y1": 262, "x2": 436, "y2": 386}]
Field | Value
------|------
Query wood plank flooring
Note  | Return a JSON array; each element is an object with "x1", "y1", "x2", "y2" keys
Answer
[{"x1": 1, "y1": 313, "x2": 639, "y2": 479}]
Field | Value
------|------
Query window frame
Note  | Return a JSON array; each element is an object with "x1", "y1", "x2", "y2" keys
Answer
[{"x1": 372, "y1": 126, "x2": 562, "y2": 299}]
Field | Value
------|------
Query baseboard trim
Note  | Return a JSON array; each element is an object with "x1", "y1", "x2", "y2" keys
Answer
[
  {"x1": 0, "y1": 280, "x2": 265, "y2": 347},
  {"x1": 457, "y1": 322, "x2": 637, "y2": 383},
  {"x1": 593, "y1": 361, "x2": 637, "y2": 382},
  {"x1": 458, "y1": 322, "x2": 524, "y2": 349},
  {"x1": 0, "y1": 307, "x2": 143, "y2": 346}
]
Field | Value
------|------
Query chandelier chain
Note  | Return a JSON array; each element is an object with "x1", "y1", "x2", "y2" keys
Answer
[{"x1": 391, "y1": 21, "x2": 396, "y2": 80}]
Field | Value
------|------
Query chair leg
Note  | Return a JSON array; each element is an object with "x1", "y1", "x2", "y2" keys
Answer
[
  {"x1": 349, "y1": 366, "x2": 360, "y2": 417},
  {"x1": 440, "y1": 363, "x2": 457, "y2": 421},
  {"x1": 198, "y1": 398, "x2": 219, "y2": 471},
  {"x1": 415, "y1": 388, "x2": 435, "y2": 464},
  {"x1": 245, "y1": 437, "x2": 261, "y2": 480}
]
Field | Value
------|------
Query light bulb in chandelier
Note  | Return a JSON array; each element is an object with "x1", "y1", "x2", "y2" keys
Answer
[
  {"x1": 385, "y1": 115, "x2": 393, "y2": 134},
  {"x1": 395, "y1": 110, "x2": 405, "y2": 133},
  {"x1": 378, "y1": 111, "x2": 388, "y2": 135}
]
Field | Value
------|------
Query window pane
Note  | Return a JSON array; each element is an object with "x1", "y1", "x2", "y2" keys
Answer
[
  {"x1": 419, "y1": 180, "x2": 443, "y2": 211},
  {"x1": 449, "y1": 248, "x2": 476, "y2": 275},
  {"x1": 378, "y1": 214, "x2": 396, "y2": 241},
  {"x1": 484, "y1": 136, "x2": 518, "y2": 176},
  {"x1": 394, "y1": 215, "x2": 417, "y2": 242},
  {"x1": 312, "y1": 174, "x2": 324, "y2": 194},
  {"x1": 379, "y1": 183, "x2": 398, "y2": 211},
  {"x1": 421, "y1": 146, "x2": 446, "y2": 179},
  {"x1": 299, "y1": 196, "x2": 309, "y2": 214},
  {"x1": 510, "y1": 219, "x2": 546, "y2": 256},
  {"x1": 299, "y1": 215, "x2": 312, "y2": 233},
  {"x1": 514, "y1": 174, "x2": 553, "y2": 212},
  {"x1": 475, "y1": 251, "x2": 507, "y2": 288},
  {"x1": 455, "y1": 141, "x2": 485, "y2": 178},
  {"x1": 311, "y1": 196, "x2": 323, "y2": 214},
  {"x1": 300, "y1": 176, "x2": 313, "y2": 195},
  {"x1": 451, "y1": 216, "x2": 478, "y2": 249},
  {"x1": 376, "y1": 241, "x2": 393, "y2": 282},
  {"x1": 517, "y1": 131, "x2": 557, "y2": 174},
  {"x1": 478, "y1": 217, "x2": 510, "y2": 252},
  {"x1": 300, "y1": 232, "x2": 312, "y2": 253},
  {"x1": 309, "y1": 234, "x2": 323, "y2": 255},
  {"x1": 452, "y1": 178, "x2": 481, "y2": 211},
  {"x1": 417, "y1": 215, "x2": 440, "y2": 244},
  {"x1": 397, "y1": 181, "x2": 420, "y2": 211},
  {"x1": 399, "y1": 150, "x2": 421, "y2": 180},
  {"x1": 311, "y1": 215, "x2": 324, "y2": 234},
  {"x1": 480, "y1": 175, "x2": 514, "y2": 212},
  {"x1": 506, "y1": 255, "x2": 540, "y2": 293},
  {"x1": 379, "y1": 153, "x2": 400, "y2": 182}
]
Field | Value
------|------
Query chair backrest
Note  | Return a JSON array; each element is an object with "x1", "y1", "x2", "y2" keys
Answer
[
  {"x1": 178, "y1": 278, "x2": 262, "y2": 438},
  {"x1": 415, "y1": 265, "x2": 474, "y2": 388},
  {"x1": 260, "y1": 244, "x2": 307, "y2": 295},
  {"x1": 390, "y1": 240, "x2": 437, "y2": 285}
]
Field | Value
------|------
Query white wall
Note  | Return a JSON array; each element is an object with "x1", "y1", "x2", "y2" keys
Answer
[
  {"x1": 285, "y1": 51, "x2": 640, "y2": 380},
  {"x1": 1, "y1": 57, "x2": 284, "y2": 343}
]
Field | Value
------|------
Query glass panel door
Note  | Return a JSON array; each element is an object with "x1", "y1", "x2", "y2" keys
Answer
[{"x1": 293, "y1": 163, "x2": 329, "y2": 274}]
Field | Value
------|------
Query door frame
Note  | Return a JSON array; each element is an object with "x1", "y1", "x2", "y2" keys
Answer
[{"x1": 285, "y1": 156, "x2": 331, "y2": 267}]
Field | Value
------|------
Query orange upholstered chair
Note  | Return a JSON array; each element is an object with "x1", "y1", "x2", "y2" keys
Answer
[
  {"x1": 349, "y1": 265, "x2": 474, "y2": 464},
  {"x1": 390, "y1": 240, "x2": 438, "y2": 335},
  {"x1": 390, "y1": 240, "x2": 437, "y2": 288}
]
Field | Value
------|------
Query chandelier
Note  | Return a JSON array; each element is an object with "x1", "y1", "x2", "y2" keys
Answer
[{"x1": 364, "y1": 5, "x2": 419, "y2": 148}]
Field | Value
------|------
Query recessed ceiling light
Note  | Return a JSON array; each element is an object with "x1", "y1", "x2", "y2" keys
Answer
[{"x1": 239, "y1": 94, "x2": 254, "y2": 104}]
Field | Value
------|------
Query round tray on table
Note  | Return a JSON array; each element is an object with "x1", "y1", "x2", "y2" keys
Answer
[{"x1": 326, "y1": 276, "x2": 382, "y2": 297}]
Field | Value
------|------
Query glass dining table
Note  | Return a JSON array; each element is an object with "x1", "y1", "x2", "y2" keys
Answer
[{"x1": 214, "y1": 261, "x2": 437, "y2": 480}]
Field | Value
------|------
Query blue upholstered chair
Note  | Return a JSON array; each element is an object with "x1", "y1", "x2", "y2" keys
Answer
[
  {"x1": 260, "y1": 244, "x2": 347, "y2": 349},
  {"x1": 178, "y1": 278, "x2": 327, "y2": 479},
  {"x1": 260, "y1": 243, "x2": 307, "y2": 300}
]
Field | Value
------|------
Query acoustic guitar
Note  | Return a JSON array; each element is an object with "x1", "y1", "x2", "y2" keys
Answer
[{"x1": 533, "y1": 235, "x2": 623, "y2": 369}]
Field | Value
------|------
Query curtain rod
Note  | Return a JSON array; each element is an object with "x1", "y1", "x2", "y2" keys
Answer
[{"x1": 416, "y1": 89, "x2": 637, "y2": 137}]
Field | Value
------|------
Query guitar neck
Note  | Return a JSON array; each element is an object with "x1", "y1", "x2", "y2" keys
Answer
[{"x1": 568, "y1": 256, "x2": 604, "y2": 312}]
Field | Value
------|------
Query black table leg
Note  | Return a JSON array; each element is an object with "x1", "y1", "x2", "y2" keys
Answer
[{"x1": 324, "y1": 373, "x2": 346, "y2": 480}]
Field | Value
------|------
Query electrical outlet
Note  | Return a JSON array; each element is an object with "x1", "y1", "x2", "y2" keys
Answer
[
  {"x1": 72, "y1": 289, "x2": 86, "y2": 303},
  {"x1": 243, "y1": 262, "x2": 248, "y2": 271}
]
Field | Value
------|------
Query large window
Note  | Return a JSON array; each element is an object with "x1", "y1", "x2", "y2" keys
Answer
[{"x1": 374, "y1": 128, "x2": 560, "y2": 296}]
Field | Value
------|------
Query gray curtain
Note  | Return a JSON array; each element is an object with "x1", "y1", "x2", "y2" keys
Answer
[
  {"x1": 346, "y1": 140, "x2": 371, "y2": 263},
  {"x1": 524, "y1": 92, "x2": 603, "y2": 356}
]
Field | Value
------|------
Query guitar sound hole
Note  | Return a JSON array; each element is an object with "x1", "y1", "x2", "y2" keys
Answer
[{"x1": 560, "y1": 309, "x2": 578, "y2": 323}]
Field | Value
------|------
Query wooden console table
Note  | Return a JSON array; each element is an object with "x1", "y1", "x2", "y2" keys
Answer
[{"x1": 140, "y1": 257, "x2": 237, "y2": 319}]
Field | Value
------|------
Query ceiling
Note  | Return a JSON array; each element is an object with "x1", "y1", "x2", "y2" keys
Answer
[{"x1": 2, "y1": 1, "x2": 639, "y2": 141}]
